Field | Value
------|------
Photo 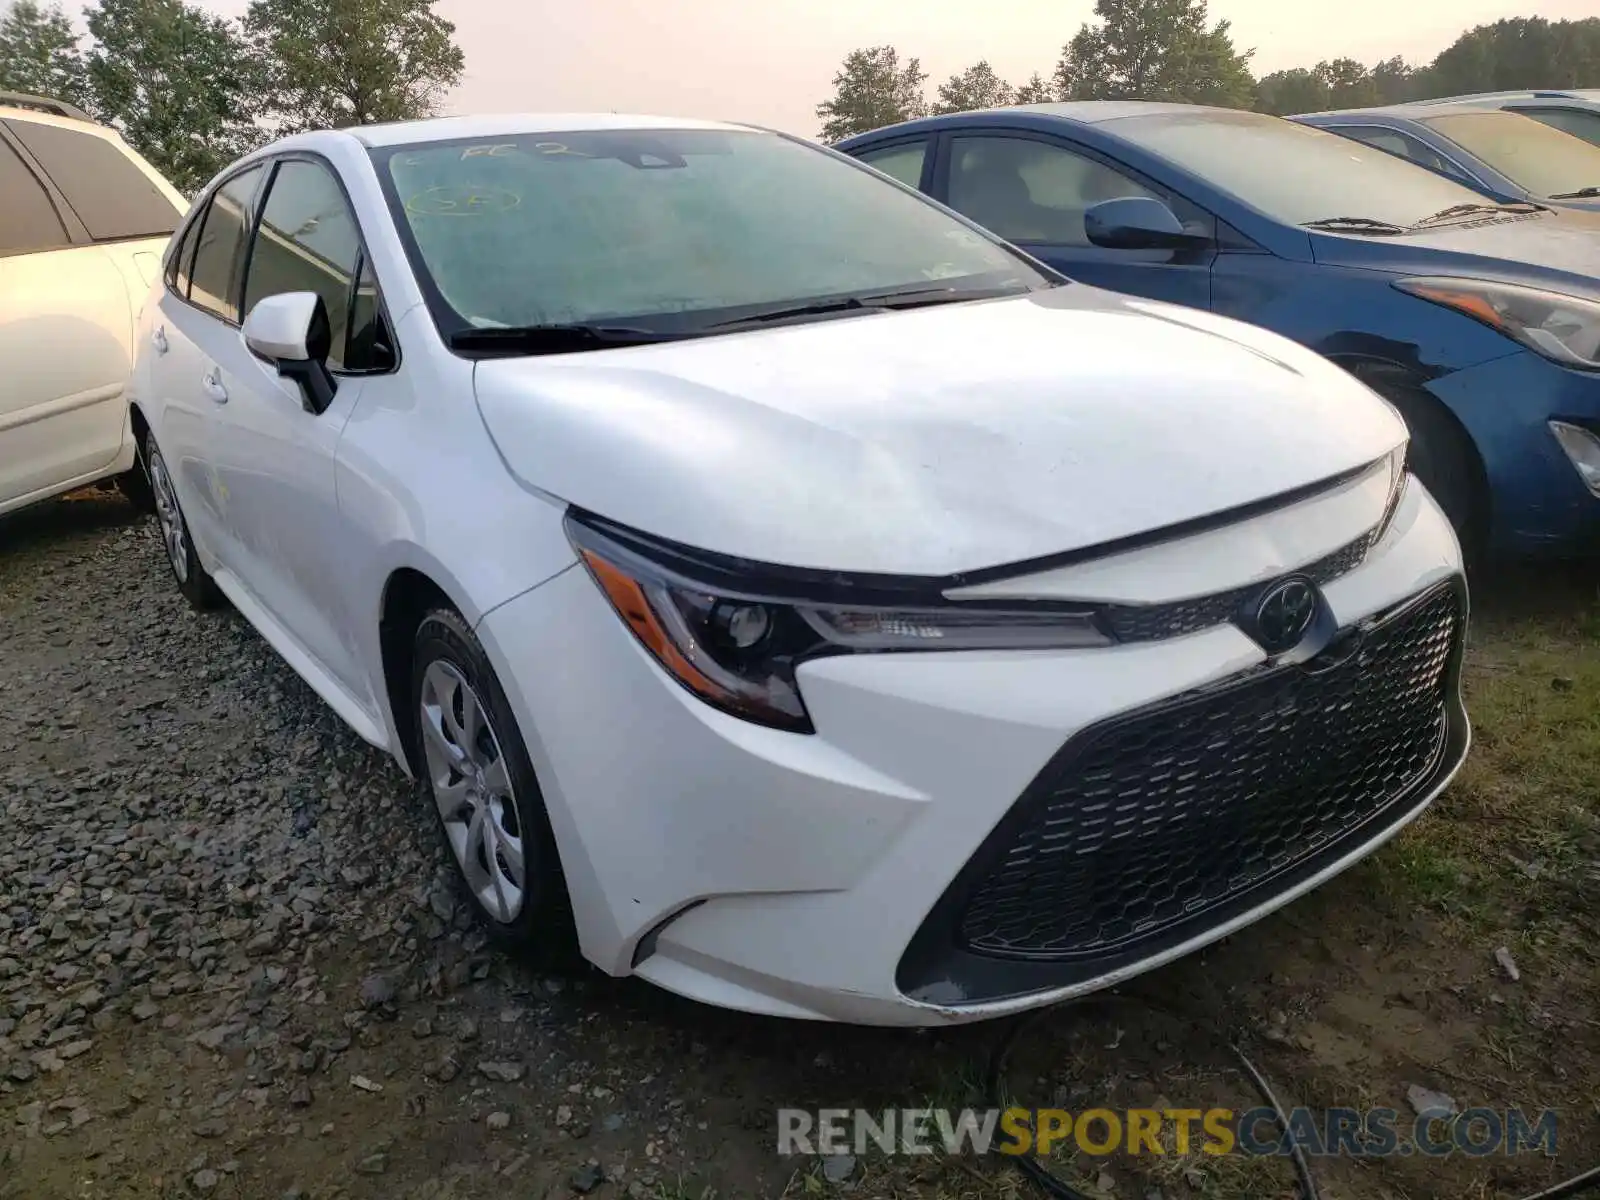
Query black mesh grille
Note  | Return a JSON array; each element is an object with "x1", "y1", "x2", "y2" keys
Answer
[
  {"x1": 959, "y1": 583, "x2": 1461, "y2": 960},
  {"x1": 1102, "y1": 530, "x2": 1375, "y2": 644}
]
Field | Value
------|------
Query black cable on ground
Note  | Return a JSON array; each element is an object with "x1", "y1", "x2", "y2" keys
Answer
[{"x1": 985, "y1": 991, "x2": 1600, "y2": 1200}]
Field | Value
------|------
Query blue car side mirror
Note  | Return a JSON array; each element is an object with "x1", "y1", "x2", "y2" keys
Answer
[{"x1": 1085, "y1": 196, "x2": 1208, "y2": 250}]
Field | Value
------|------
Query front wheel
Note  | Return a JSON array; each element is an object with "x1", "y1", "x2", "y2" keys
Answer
[
  {"x1": 411, "y1": 607, "x2": 574, "y2": 954},
  {"x1": 144, "y1": 434, "x2": 222, "y2": 611},
  {"x1": 1350, "y1": 365, "x2": 1487, "y2": 559}
]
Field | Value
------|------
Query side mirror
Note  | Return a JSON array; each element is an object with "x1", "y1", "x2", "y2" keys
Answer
[
  {"x1": 1084, "y1": 196, "x2": 1208, "y2": 250},
  {"x1": 242, "y1": 292, "x2": 337, "y2": 414}
]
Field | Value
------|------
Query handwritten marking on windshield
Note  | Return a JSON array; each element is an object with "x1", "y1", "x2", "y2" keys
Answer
[
  {"x1": 461, "y1": 143, "x2": 519, "y2": 160},
  {"x1": 405, "y1": 186, "x2": 522, "y2": 217}
]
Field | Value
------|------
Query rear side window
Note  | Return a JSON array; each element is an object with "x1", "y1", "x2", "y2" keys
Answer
[
  {"x1": 189, "y1": 165, "x2": 266, "y2": 323},
  {"x1": 856, "y1": 141, "x2": 928, "y2": 189},
  {"x1": 0, "y1": 137, "x2": 68, "y2": 255},
  {"x1": 3, "y1": 118, "x2": 181, "y2": 242}
]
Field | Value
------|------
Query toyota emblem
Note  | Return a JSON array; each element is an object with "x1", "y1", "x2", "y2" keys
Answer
[{"x1": 1251, "y1": 578, "x2": 1319, "y2": 654}]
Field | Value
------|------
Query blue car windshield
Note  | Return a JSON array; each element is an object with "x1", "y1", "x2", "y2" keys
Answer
[
  {"x1": 1108, "y1": 110, "x2": 1499, "y2": 228},
  {"x1": 371, "y1": 127, "x2": 1048, "y2": 334}
]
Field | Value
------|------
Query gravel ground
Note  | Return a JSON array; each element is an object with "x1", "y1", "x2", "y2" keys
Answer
[
  {"x1": 0, "y1": 494, "x2": 834, "y2": 1200},
  {"x1": 4, "y1": 492, "x2": 1597, "y2": 1200}
]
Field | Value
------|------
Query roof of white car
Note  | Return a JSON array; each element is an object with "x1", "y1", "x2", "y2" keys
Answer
[{"x1": 343, "y1": 112, "x2": 752, "y2": 148}]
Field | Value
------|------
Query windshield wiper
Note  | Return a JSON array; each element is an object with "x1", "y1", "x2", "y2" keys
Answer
[
  {"x1": 448, "y1": 324, "x2": 685, "y2": 355},
  {"x1": 1409, "y1": 201, "x2": 1543, "y2": 227},
  {"x1": 706, "y1": 284, "x2": 1033, "y2": 331},
  {"x1": 858, "y1": 282, "x2": 1039, "y2": 309},
  {"x1": 1550, "y1": 186, "x2": 1600, "y2": 199},
  {"x1": 1301, "y1": 216, "x2": 1409, "y2": 235},
  {"x1": 704, "y1": 296, "x2": 876, "y2": 329}
]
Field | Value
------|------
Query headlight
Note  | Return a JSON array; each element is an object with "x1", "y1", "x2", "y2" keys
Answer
[
  {"x1": 1394, "y1": 277, "x2": 1600, "y2": 370},
  {"x1": 566, "y1": 513, "x2": 1111, "y2": 733},
  {"x1": 1371, "y1": 441, "x2": 1409, "y2": 548}
]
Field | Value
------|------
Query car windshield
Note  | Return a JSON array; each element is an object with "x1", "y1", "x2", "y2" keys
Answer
[
  {"x1": 372, "y1": 127, "x2": 1049, "y2": 338},
  {"x1": 1106, "y1": 110, "x2": 1502, "y2": 228},
  {"x1": 1422, "y1": 111, "x2": 1600, "y2": 196}
]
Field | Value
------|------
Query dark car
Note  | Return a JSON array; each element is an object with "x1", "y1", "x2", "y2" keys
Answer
[
  {"x1": 1292, "y1": 103, "x2": 1600, "y2": 212},
  {"x1": 836, "y1": 103, "x2": 1600, "y2": 558}
]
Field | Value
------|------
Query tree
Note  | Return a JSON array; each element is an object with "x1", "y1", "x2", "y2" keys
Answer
[
  {"x1": 84, "y1": 0, "x2": 263, "y2": 192},
  {"x1": 1253, "y1": 67, "x2": 1327, "y2": 115},
  {"x1": 933, "y1": 60, "x2": 1014, "y2": 114},
  {"x1": 1370, "y1": 55, "x2": 1423, "y2": 105},
  {"x1": 0, "y1": 0, "x2": 84, "y2": 103},
  {"x1": 1427, "y1": 17, "x2": 1600, "y2": 97},
  {"x1": 1052, "y1": 0, "x2": 1255, "y2": 108},
  {"x1": 244, "y1": 0, "x2": 464, "y2": 133},
  {"x1": 1319, "y1": 57, "x2": 1379, "y2": 109},
  {"x1": 815, "y1": 45, "x2": 927, "y2": 142},
  {"x1": 1013, "y1": 71, "x2": 1054, "y2": 104}
]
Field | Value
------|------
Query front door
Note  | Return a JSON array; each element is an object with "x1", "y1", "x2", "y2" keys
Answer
[{"x1": 937, "y1": 132, "x2": 1215, "y2": 311}]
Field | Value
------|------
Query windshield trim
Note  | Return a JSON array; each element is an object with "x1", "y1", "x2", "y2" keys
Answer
[{"x1": 368, "y1": 127, "x2": 1061, "y2": 354}]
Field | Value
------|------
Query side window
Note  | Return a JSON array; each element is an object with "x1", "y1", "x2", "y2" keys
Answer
[
  {"x1": 243, "y1": 159, "x2": 368, "y2": 372},
  {"x1": 189, "y1": 165, "x2": 266, "y2": 322},
  {"x1": 855, "y1": 141, "x2": 928, "y2": 190},
  {"x1": 3, "y1": 118, "x2": 181, "y2": 241},
  {"x1": 166, "y1": 212, "x2": 202, "y2": 295},
  {"x1": 0, "y1": 137, "x2": 68, "y2": 255},
  {"x1": 1332, "y1": 126, "x2": 1474, "y2": 184},
  {"x1": 947, "y1": 135, "x2": 1187, "y2": 246}
]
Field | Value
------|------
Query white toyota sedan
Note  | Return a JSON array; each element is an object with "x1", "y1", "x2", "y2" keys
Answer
[{"x1": 130, "y1": 114, "x2": 1470, "y2": 1026}]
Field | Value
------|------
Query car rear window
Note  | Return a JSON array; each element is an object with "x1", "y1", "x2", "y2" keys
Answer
[{"x1": 3, "y1": 118, "x2": 180, "y2": 242}]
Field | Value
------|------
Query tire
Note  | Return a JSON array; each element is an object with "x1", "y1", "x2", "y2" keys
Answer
[
  {"x1": 1350, "y1": 366, "x2": 1487, "y2": 559},
  {"x1": 410, "y1": 607, "x2": 575, "y2": 955},
  {"x1": 114, "y1": 463, "x2": 155, "y2": 514},
  {"x1": 143, "y1": 432, "x2": 223, "y2": 611}
]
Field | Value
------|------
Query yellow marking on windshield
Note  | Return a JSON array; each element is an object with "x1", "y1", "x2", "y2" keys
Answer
[{"x1": 405, "y1": 186, "x2": 523, "y2": 217}]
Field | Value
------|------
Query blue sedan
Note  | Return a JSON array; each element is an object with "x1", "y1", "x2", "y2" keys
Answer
[
  {"x1": 836, "y1": 104, "x2": 1600, "y2": 558},
  {"x1": 1293, "y1": 103, "x2": 1600, "y2": 212}
]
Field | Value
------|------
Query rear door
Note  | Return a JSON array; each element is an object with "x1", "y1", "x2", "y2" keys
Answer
[
  {"x1": 930, "y1": 130, "x2": 1214, "y2": 309},
  {"x1": 0, "y1": 128, "x2": 134, "y2": 510},
  {"x1": 150, "y1": 162, "x2": 268, "y2": 559}
]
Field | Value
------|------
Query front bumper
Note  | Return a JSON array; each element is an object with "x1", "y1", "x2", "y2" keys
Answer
[
  {"x1": 476, "y1": 479, "x2": 1468, "y2": 1026},
  {"x1": 1427, "y1": 349, "x2": 1600, "y2": 556}
]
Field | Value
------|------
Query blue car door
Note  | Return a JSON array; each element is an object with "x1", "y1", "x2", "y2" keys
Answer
[{"x1": 931, "y1": 129, "x2": 1215, "y2": 310}]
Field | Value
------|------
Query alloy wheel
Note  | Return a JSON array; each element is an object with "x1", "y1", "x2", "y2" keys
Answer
[
  {"x1": 147, "y1": 445, "x2": 189, "y2": 584},
  {"x1": 418, "y1": 659, "x2": 527, "y2": 923}
]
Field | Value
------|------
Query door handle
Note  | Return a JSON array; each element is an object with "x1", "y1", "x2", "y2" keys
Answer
[
  {"x1": 151, "y1": 326, "x2": 169, "y2": 355},
  {"x1": 202, "y1": 368, "x2": 228, "y2": 404}
]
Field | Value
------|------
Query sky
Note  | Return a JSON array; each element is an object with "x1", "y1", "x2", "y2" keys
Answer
[{"x1": 193, "y1": 0, "x2": 1599, "y2": 138}]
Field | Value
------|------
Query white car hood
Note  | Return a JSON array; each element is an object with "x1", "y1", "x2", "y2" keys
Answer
[{"x1": 473, "y1": 286, "x2": 1407, "y2": 576}]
